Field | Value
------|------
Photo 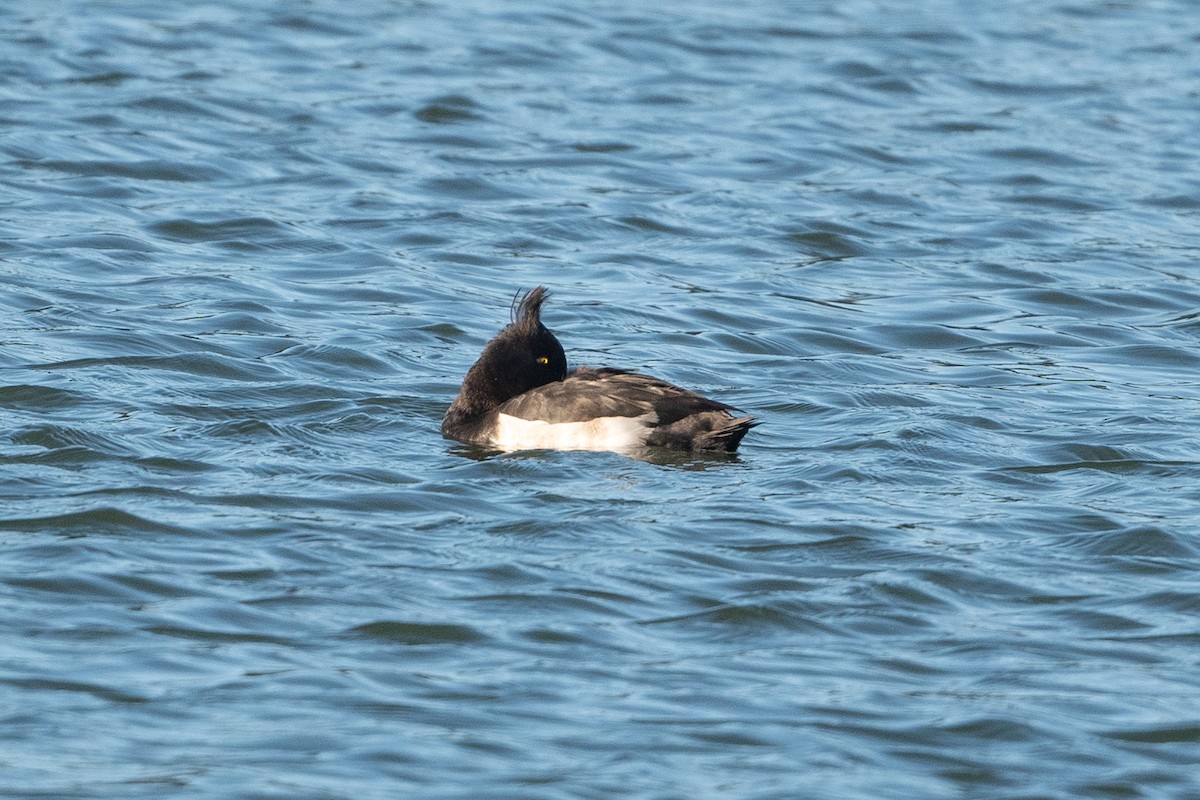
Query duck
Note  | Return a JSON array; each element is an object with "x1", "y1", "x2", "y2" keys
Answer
[{"x1": 441, "y1": 287, "x2": 757, "y2": 453}]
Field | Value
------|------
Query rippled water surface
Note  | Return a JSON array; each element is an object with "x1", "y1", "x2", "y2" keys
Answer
[{"x1": 4, "y1": 1, "x2": 1200, "y2": 797}]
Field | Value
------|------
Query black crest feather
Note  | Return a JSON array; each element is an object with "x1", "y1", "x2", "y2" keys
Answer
[{"x1": 512, "y1": 286, "x2": 549, "y2": 328}]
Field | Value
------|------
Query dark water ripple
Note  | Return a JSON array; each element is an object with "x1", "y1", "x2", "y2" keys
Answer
[{"x1": 3, "y1": 0, "x2": 1200, "y2": 798}]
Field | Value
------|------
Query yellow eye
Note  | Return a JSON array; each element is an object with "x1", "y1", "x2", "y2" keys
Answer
[{"x1": 536, "y1": 356, "x2": 549, "y2": 365}]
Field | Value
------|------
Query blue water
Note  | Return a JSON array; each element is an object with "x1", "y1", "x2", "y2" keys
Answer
[{"x1": 3, "y1": 1, "x2": 1200, "y2": 798}]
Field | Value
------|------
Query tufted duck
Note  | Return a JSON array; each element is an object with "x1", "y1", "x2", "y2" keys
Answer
[{"x1": 442, "y1": 288, "x2": 757, "y2": 453}]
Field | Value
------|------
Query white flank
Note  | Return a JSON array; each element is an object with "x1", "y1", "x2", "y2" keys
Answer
[{"x1": 492, "y1": 413, "x2": 652, "y2": 452}]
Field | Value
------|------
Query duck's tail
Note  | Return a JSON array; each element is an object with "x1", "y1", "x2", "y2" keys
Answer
[
  {"x1": 694, "y1": 415, "x2": 758, "y2": 452},
  {"x1": 647, "y1": 412, "x2": 758, "y2": 452}
]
